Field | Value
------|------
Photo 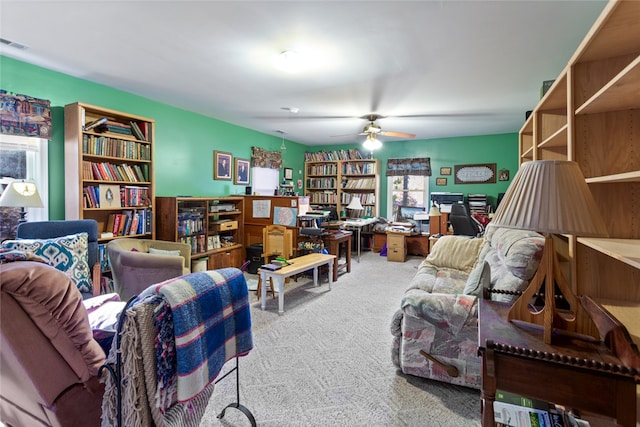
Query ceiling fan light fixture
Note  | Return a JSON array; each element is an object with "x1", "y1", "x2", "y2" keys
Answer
[
  {"x1": 274, "y1": 50, "x2": 308, "y2": 73},
  {"x1": 363, "y1": 134, "x2": 382, "y2": 151}
]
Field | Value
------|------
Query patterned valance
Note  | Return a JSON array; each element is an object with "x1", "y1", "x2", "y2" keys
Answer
[
  {"x1": 386, "y1": 157, "x2": 432, "y2": 176},
  {"x1": 0, "y1": 91, "x2": 52, "y2": 139},
  {"x1": 251, "y1": 146, "x2": 282, "y2": 170}
]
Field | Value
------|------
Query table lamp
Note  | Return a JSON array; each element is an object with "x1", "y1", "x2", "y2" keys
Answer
[
  {"x1": 346, "y1": 197, "x2": 364, "y2": 219},
  {"x1": 490, "y1": 160, "x2": 608, "y2": 344},
  {"x1": 0, "y1": 180, "x2": 44, "y2": 223},
  {"x1": 428, "y1": 201, "x2": 441, "y2": 235}
]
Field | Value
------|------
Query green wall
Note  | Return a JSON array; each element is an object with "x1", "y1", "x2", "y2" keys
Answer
[{"x1": 1, "y1": 55, "x2": 518, "y2": 220}]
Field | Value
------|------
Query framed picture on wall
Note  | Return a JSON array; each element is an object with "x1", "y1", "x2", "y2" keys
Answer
[
  {"x1": 214, "y1": 150, "x2": 232, "y2": 180},
  {"x1": 234, "y1": 158, "x2": 250, "y2": 185},
  {"x1": 284, "y1": 167, "x2": 293, "y2": 180},
  {"x1": 498, "y1": 169, "x2": 510, "y2": 181},
  {"x1": 436, "y1": 177, "x2": 447, "y2": 186},
  {"x1": 440, "y1": 167, "x2": 452, "y2": 175}
]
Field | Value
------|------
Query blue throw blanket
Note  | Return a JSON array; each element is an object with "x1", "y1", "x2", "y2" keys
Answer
[{"x1": 140, "y1": 268, "x2": 253, "y2": 402}]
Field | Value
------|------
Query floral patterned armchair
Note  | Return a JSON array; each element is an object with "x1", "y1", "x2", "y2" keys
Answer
[{"x1": 391, "y1": 225, "x2": 545, "y2": 389}]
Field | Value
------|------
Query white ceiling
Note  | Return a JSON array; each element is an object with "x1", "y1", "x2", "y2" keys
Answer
[{"x1": 0, "y1": 0, "x2": 607, "y2": 146}]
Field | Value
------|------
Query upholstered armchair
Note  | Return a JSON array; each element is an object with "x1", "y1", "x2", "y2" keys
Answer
[
  {"x1": 0, "y1": 260, "x2": 106, "y2": 427},
  {"x1": 107, "y1": 238, "x2": 191, "y2": 300}
]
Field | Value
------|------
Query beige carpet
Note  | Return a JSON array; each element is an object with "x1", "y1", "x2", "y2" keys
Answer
[{"x1": 200, "y1": 251, "x2": 482, "y2": 426}]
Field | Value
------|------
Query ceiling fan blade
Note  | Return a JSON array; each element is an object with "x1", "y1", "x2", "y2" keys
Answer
[{"x1": 380, "y1": 130, "x2": 416, "y2": 139}]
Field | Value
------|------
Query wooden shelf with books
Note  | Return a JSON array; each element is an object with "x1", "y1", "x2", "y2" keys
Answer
[
  {"x1": 155, "y1": 196, "x2": 245, "y2": 270},
  {"x1": 64, "y1": 102, "x2": 155, "y2": 243},
  {"x1": 517, "y1": 1, "x2": 640, "y2": 421},
  {"x1": 304, "y1": 150, "x2": 380, "y2": 219}
]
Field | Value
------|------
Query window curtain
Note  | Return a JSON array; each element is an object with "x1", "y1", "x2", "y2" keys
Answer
[
  {"x1": 251, "y1": 146, "x2": 282, "y2": 170},
  {"x1": 0, "y1": 91, "x2": 52, "y2": 139},
  {"x1": 386, "y1": 157, "x2": 431, "y2": 176}
]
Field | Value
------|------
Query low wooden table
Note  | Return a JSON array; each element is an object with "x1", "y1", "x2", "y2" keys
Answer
[
  {"x1": 259, "y1": 253, "x2": 336, "y2": 315},
  {"x1": 478, "y1": 298, "x2": 639, "y2": 427},
  {"x1": 322, "y1": 230, "x2": 352, "y2": 282}
]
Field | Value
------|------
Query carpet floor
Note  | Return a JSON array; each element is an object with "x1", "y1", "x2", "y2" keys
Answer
[{"x1": 200, "y1": 251, "x2": 482, "y2": 426}]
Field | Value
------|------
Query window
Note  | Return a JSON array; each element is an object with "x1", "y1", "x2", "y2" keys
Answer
[
  {"x1": 0, "y1": 134, "x2": 48, "y2": 239},
  {"x1": 251, "y1": 167, "x2": 279, "y2": 195},
  {"x1": 387, "y1": 175, "x2": 429, "y2": 221}
]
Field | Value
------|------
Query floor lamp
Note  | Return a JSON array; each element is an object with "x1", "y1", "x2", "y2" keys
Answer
[
  {"x1": 490, "y1": 160, "x2": 608, "y2": 344},
  {"x1": 0, "y1": 180, "x2": 44, "y2": 223}
]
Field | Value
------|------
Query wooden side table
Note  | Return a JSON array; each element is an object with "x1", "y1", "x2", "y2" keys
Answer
[
  {"x1": 478, "y1": 298, "x2": 640, "y2": 427},
  {"x1": 322, "y1": 230, "x2": 352, "y2": 282}
]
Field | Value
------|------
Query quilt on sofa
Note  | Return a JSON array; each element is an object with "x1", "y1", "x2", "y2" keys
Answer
[{"x1": 391, "y1": 225, "x2": 545, "y2": 389}]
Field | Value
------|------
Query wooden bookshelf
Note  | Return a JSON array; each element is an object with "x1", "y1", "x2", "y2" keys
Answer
[
  {"x1": 64, "y1": 102, "x2": 155, "y2": 241},
  {"x1": 304, "y1": 151, "x2": 380, "y2": 218}
]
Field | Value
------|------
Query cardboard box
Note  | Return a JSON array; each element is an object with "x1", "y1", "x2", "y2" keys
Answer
[{"x1": 386, "y1": 233, "x2": 406, "y2": 262}]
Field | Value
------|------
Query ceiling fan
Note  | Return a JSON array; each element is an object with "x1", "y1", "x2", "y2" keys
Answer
[{"x1": 332, "y1": 114, "x2": 416, "y2": 140}]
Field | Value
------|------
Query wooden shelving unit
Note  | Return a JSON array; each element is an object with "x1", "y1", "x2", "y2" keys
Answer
[
  {"x1": 304, "y1": 156, "x2": 380, "y2": 218},
  {"x1": 519, "y1": 1, "x2": 640, "y2": 416},
  {"x1": 155, "y1": 196, "x2": 245, "y2": 270},
  {"x1": 64, "y1": 102, "x2": 155, "y2": 241}
]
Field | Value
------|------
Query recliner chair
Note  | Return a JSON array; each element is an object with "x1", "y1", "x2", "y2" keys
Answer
[{"x1": 449, "y1": 204, "x2": 484, "y2": 237}]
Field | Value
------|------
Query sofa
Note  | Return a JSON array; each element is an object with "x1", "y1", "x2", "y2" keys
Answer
[{"x1": 390, "y1": 225, "x2": 545, "y2": 389}]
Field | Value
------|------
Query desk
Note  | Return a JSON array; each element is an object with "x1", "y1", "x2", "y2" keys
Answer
[
  {"x1": 259, "y1": 253, "x2": 336, "y2": 315},
  {"x1": 478, "y1": 299, "x2": 639, "y2": 427},
  {"x1": 322, "y1": 230, "x2": 352, "y2": 282},
  {"x1": 342, "y1": 218, "x2": 376, "y2": 262}
]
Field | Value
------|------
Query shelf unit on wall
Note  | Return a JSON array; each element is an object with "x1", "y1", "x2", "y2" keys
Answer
[
  {"x1": 519, "y1": 0, "x2": 640, "y2": 350},
  {"x1": 304, "y1": 152, "x2": 380, "y2": 219},
  {"x1": 155, "y1": 196, "x2": 245, "y2": 270},
  {"x1": 64, "y1": 102, "x2": 156, "y2": 242}
]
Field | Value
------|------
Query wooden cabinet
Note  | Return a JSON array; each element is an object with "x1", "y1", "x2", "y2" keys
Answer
[
  {"x1": 64, "y1": 102, "x2": 155, "y2": 240},
  {"x1": 519, "y1": 0, "x2": 640, "y2": 350},
  {"x1": 304, "y1": 155, "x2": 380, "y2": 218},
  {"x1": 156, "y1": 196, "x2": 245, "y2": 270}
]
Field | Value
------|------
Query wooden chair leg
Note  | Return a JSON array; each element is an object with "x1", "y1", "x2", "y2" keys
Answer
[{"x1": 256, "y1": 276, "x2": 276, "y2": 300}]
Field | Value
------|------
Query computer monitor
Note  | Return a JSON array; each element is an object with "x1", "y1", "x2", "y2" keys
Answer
[{"x1": 311, "y1": 205, "x2": 339, "y2": 221}]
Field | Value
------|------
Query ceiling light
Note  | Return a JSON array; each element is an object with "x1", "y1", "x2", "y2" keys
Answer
[
  {"x1": 281, "y1": 107, "x2": 299, "y2": 114},
  {"x1": 363, "y1": 134, "x2": 382, "y2": 151},
  {"x1": 273, "y1": 50, "x2": 308, "y2": 73},
  {"x1": 276, "y1": 130, "x2": 287, "y2": 150}
]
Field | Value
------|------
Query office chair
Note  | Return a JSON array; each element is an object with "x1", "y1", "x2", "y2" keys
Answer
[{"x1": 449, "y1": 204, "x2": 484, "y2": 237}]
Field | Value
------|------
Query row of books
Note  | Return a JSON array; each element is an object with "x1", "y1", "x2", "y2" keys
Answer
[
  {"x1": 306, "y1": 164, "x2": 338, "y2": 176},
  {"x1": 179, "y1": 234, "x2": 207, "y2": 254},
  {"x1": 309, "y1": 193, "x2": 338, "y2": 204},
  {"x1": 104, "y1": 208, "x2": 152, "y2": 237},
  {"x1": 342, "y1": 162, "x2": 376, "y2": 175},
  {"x1": 306, "y1": 178, "x2": 337, "y2": 189},
  {"x1": 342, "y1": 177, "x2": 376, "y2": 189},
  {"x1": 83, "y1": 185, "x2": 150, "y2": 209},
  {"x1": 82, "y1": 160, "x2": 149, "y2": 183},
  {"x1": 82, "y1": 134, "x2": 151, "y2": 160},
  {"x1": 304, "y1": 148, "x2": 366, "y2": 162},
  {"x1": 177, "y1": 211, "x2": 205, "y2": 237},
  {"x1": 494, "y1": 390, "x2": 590, "y2": 427},
  {"x1": 98, "y1": 243, "x2": 111, "y2": 273},
  {"x1": 84, "y1": 117, "x2": 151, "y2": 142}
]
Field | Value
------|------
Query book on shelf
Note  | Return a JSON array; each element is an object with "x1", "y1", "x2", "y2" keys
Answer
[
  {"x1": 130, "y1": 121, "x2": 146, "y2": 140},
  {"x1": 493, "y1": 390, "x2": 590, "y2": 427},
  {"x1": 84, "y1": 117, "x2": 107, "y2": 131}
]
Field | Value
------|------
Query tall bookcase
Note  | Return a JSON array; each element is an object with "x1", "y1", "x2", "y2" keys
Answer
[
  {"x1": 519, "y1": 0, "x2": 640, "y2": 348},
  {"x1": 155, "y1": 196, "x2": 245, "y2": 270},
  {"x1": 64, "y1": 102, "x2": 156, "y2": 241},
  {"x1": 304, "y1": 152, "x2": 380, "y2": 218}
]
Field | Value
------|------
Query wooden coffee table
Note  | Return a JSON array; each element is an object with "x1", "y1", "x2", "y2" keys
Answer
[{"x1": 259, "y1": 253, "x2": 336, "y2": 315}]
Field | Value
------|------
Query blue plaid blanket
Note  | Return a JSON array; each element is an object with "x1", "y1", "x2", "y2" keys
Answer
[{"x1": 140, "y1": 268, "x2": 253, "y2": 402}]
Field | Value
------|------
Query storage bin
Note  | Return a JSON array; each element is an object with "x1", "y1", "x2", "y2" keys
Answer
[{"x1": 245, "y1": 243, "x2": 263, "y2": 274}]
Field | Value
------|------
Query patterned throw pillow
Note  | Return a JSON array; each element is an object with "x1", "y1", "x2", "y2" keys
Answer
[{"x1": 3, "y1": 232, "x2": 92, "y2": 293}]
